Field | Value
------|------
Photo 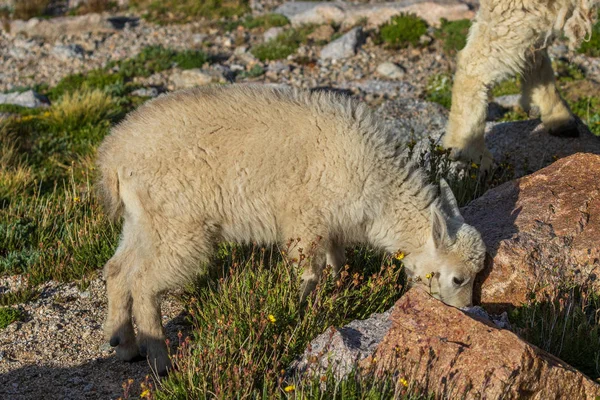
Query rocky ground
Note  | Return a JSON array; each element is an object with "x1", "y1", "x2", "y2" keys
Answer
[{"x1": 1, "y1": 0, "x2": 600, "y2": 398}]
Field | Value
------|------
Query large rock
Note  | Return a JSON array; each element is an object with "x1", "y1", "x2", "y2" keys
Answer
[
  {"x1": 0, "y1": 90, "x2": 49, "y2": 108},
  {"x1": 319, "y1": 27, "x2": 363, "y2": 61},
  {"x1": 275, "y1": 1, "x2": 474, "y2": 29},
  {"x1": 8, "y1": 14, "x2": 138, "y2": 40},
  {"x1": 462, "y1": 153, "x2": 600, "y2": 311},
  {"x1": 361, "y1": 289, "x2": 600, "y2": 399},
  {"x1": 484, "y1": 119, "x2": 600, "y2": 178}
]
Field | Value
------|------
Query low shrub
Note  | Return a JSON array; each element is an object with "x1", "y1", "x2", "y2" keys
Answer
[{"x1": 379, "y1": 13, "x2": 428, "y2": 49}]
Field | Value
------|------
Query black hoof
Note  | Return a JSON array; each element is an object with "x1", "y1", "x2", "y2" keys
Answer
[
  {"x1": 548, "y1": 119, "x2": 579, "y2": 138},
  {"x1": 109, "y1": 336, "x2": 120, "y2": 347}
]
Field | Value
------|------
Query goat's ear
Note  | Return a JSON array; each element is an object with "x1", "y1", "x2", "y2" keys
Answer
[
  {"x1": 430, "y1": 204, "x2": 449, "y2": 249},
  {"x1": 439, "y1": 178, "x2": 464, "y2": 222}
]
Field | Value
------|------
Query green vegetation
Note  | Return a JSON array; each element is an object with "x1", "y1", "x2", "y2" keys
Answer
[
  {"x1": 570, "y1": 96, "x2": 600, "y2": 136},
  {"x1": 0, "y1": 307, "x2": 22, "y2": 329},
  {"x1": 578, "y1": 11, "x2": 600, "y2": 57},
  {"x1": 223, "y1": 13, "x2": 289, "y2": 31},
  {"x1": 237, "y1": 64, "x2": 265, "y2": 79},
  {"x1": 48, "y1": 46, "x2": 208, "y2": 100},
  {"x1": 154, "y1": 244, "x2": 409, "y2": 398},
  {"x1": 13, "y1": 0, "x2": 50, "y2": 20},
  {"x1": 251, "y1": 26, "x2": 315, "y2": 61},
  {"x1": 131, "y1": 0, "x2": 249, "y2": 24},
  {"x1": 511, "y1": 282, "x2": 600, "y2": 379},
  {"x1": 491, "y1": 77, "x2": 520, "y2": 97},
  {"x1": 379, "y1": 14, "x2": 428, "y2": 49},
  {"x1": 434, "y1": 18, "x2": 471, "y2": 54},
  {"x1": 425, "y1": 73, "x2": 453, "y2": 109}
]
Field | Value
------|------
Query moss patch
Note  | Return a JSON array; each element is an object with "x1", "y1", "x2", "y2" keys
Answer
[
  {"x1": 0, "y1": 307, "x2": 22, "y2": 329},
  {"x1": 434, "y1": 18, "x2": 471, "y2": 54},
  {"x1": 379, "y1": 13, "x2": 428, "y2": 49}
]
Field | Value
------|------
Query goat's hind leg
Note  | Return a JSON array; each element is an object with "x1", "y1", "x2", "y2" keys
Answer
[
  {"x1": 104, "y1": 251, "x2": 140, "y2": 362},
  {"x1": 521, "y1": 49, "x2": 578, "y2": 137}
]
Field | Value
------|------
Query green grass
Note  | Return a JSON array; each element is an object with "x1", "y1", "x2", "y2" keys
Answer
[
  {"x1": 131, "y1": 0, "x2": 249, "y2": 24},
  {"x1": 434, "y1": 18, "x2": 471, "y2": 54},
  {"x1": 511, "y1": 282, "x2": 600, "y2": 379},
  {"x1": 578, "y1": 12, "x2": 600, "y2": 57},
  {"x1": 47, "y1": 46, "x2": 209, "y2": 100},
  {"x1": 424, "y1": 73, "x2": 453, "y2": 109},
  {"x1": 237, "y1": 64, "x2": 265, "y2": 79},
  {"x1": 223, "y1": 13, "x2": 289, "y2": 31},
  {"x1": 570, "y1": 96, "x2": 600, "y2": 136},
  {"x1": 492, "y1": 77, "x2": 520, "y2": 97},
  {"x1": 251, "y1": 27, "x2": 315, "y2": 62},
  {"x1": 379, "y1": 14, "x2": 428, "y2": 49},
  {"x1": 0, "y1": 307, "x2": 22, "y2": 329}
]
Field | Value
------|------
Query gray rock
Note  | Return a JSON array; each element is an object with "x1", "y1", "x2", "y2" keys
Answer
[
  {"x1": 131, "y1": 87, "x2": 161, "y2": 98},
  {"x1": 51, "y1": 44, "x2": 85, "y2": 61},
  {"x1": 264, "y1": 26, "x2": 285, "y2": 42},
  {"x1": 462, "y1": 306, "x2": 512, "y2": 329},
  {"x1": 319, "y1": 27, "x2": 363, "y2": 61},
  {"x1": 0, "y1": 90, "x2": 50, "y2": 108},
  {"x1": 345, "y1": 79, "x2": 415, "y2": 97},
  {"x1": 290, "y1": 309, "x2": 392, "y2": 379},
  {"x1": 493, "y1": 94, "x2": 521, "y2": 109},
  {"x1": 377, "y1": 97, "x2": 447, "y2": 143},
  {"x1": 267, "y1": 61, "x2": 290, "y2": 74},
  {"x1": 376, "y1": 62, "x2": 405, "y2": 80}
]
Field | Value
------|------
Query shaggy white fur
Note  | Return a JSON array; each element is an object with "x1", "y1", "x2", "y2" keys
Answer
[
  {"x1": 443, "y1": 0, "x2": 598, "y2": 169},
  {"x1": 97, "y1": 85, "x2": 486, "y2": 375}
]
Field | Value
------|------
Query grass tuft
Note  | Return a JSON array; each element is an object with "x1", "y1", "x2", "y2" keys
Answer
[
  {"x1": 0, "y1": 307, "x2": 22, "y2": 329},
  {"x1": 379, "y1": 14, "x2": 428, "y2": 49},
  {"x1": 224, "y1": 13, "x2": 289, "y2": 31},
  {"x1": 434, "y1": 18, "x2": 471, "y2": 54},
  {"x1": 424, "y1": 73, "x2": 453, "y2": 109},
  {"x1": 131, "y1": 0, "x2": 249, "y2": 24},
  {"x1": 251, "y1": 27, "x2": 314, "y2": 61}
]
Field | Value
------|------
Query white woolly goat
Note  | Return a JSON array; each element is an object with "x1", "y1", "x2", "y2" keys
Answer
[
  {"x1": 97, "y1": 85, "x2": 486, "y2": 375},
  {"x1": 443, "y1": 0, "x2": 598, "y2": 168}
]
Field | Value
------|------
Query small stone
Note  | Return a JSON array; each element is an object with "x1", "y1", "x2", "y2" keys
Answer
[
  {"x1": 376, "y1": 62, "x2": 405, "y2": 80},
  {"x1": 0, "y1": 90, "x2": 50, "y2": 108},
  {"x1": 131, "y1": 87, "x2": 160, "y2": 98},
  {"x1": 98, "y1": 342, "x2": 113, "y2": 353},
  {"x1": 52, "y1": 44, "x2": 85, "y2": 61},
  {"x1": 493, "y1": 94, "x2": 521, "y2": 109},
  {"x1": 170, "y1": 69, "x2": 224, "y2": 89},
  {"x1": 192, "y1": 33, "x2": 207, "y2": 45},
  {"x1": 419, "y1": 34, "x2": 433, "y2": 45},
  {"x1": 319, "y1": 27, "x2": 363, "y2": 61},
  {"x1": 264, "y1": 27, "x2": 285, "y2": 42}
]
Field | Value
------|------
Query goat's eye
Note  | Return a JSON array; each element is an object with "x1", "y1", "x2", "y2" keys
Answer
[{"x1": 453, "y1": 277, "x2": 465, "y2": 286}]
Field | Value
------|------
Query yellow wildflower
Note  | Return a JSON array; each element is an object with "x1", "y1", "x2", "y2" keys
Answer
[
  {"x1": 140, "y1": 389, "x2": 151, "y2": 398},
  {"x1": 395, "y1": 252, "x2": 405, "y2": 261},
  {"x1": 73, "y1": 196, "x2": 81, "y2": 203},
  {"x1": 399, "y1": 377, "x2": 409, "y2": 387},
  {"x1": 471, "y1": 162, "x2": 479, "y2": 169},
  {"x1": 470, "y1": 174, "x2": 477, "y2": 179},
  {"x1": 425, "y1": 273, "x2": 433, "y2": 280},
  {"x1": 284, "y1": 385, "x2": 295, "y2": 393},
  {"x1": 268, "y1": 314, "x2": 276, "y2": 323}
]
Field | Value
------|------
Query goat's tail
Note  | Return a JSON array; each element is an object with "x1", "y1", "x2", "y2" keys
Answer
[{"x1": 96, "y1": 143, "x2": 124, "y2": 222}]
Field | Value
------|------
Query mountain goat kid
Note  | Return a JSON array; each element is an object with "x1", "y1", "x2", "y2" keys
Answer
[
  {"x1": 97, "y1": 85, "x2": 486, "y2": 375},
  {"x1": 443, "y1": 0, "x2": 598, "y2": 169}
]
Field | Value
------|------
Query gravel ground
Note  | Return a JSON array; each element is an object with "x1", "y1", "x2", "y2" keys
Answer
[{"x1": 0, "y1": 275, "x2": 189, "y2": 399}]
